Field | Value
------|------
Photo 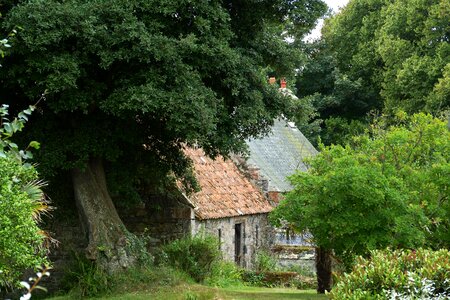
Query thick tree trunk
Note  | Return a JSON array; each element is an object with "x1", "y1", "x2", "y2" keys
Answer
[
  {"x1": 316, "y1": 247, "x2": 332, "y2": 293},
  {"x1": 72, "y1": 158, "x2": 135, "y2": 273}
]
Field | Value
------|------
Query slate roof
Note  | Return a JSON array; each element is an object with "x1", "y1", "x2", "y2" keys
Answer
[
  {"x1": 246, "y1": 117, "x2": 318, "y2": 193},
  {"x1": 184, "y1": 148, "x2": 273, "y2": 220}
]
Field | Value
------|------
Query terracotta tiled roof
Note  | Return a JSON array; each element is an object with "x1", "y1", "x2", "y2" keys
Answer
[{"x1": 184, "y1": 148, "x2": 273, "y2": 220}]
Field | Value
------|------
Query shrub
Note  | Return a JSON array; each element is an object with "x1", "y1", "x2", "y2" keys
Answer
[
  {"x1": 331, "y1": 248, "x2": 450, "y2": 299},
  {"x1": 0, "y1": 104, "x2": 51, "y2": 289},
  {"x1": 242, "y1": 270, "x2": 266, "y2": 286},
  {"x1": 162, "y1": 234, "x2": 221, "y2": 282},
  {"x1": 205, "y1": 260, "x2": 243, "y2": 287},
  {"x1": 255, "y1": 250, "x2": 278, "y2": 272}
]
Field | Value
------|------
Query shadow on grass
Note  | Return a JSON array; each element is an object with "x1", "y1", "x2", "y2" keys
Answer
[
  {"x1": 221, "y1": 287, "x2": 328, "y2": 300},
  {"x1": 48, "y1": 285, "x2": 328, "y2": 300}
]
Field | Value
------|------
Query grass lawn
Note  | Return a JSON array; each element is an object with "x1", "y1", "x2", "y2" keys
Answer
[
  {"x1": 220, "y1": 286, "x2": 328, "y2": 300},
  {"x1": 48, "y1": 285, "x2": 328, "y2": 300}
]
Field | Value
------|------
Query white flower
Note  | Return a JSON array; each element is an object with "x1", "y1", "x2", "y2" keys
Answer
[
  {"x1": 19, "y1": 281, "x2": 30, "y2": 290},
  {"x1": 19, "y1": 293, "x2": 31, "y2": 300}
]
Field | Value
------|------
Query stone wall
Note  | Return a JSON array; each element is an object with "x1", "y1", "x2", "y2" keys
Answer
[
  {"x1": 272, "y1": 245, "x2": 316, "y2": 274},
  {"x1": 272, "y1": 230, "x2": 316, "y2": 274},
  {"x1": 36, "y1": 195, "x2": 273, "y2": 295},
  {"x1": 193, "y1": 213, "x2": 274, "y2": 269},
  {"x1": 34, "y1": 218, "x2": 87, "y2": 295},
  {"x1": 120, "y1": 194, "x2": 192, "y2": 244}
]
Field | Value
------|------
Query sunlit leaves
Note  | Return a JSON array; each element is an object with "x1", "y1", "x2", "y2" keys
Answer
[
  {"x1": 271, "y1": 113, "x2": 450, "y2": 264},
  {"x1": 0, "y1": 105, "x2": 50, "y2": 288}
]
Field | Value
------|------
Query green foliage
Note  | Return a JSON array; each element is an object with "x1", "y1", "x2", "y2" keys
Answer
[
  {"x1": 242, "y1": 270, "x2": 312, "y2": 289},
  {"x1": 271, "y1": 113, "x2": 450, "y2": 265},
  {"x1": 321, "y1": 116, "x2": 368, "y2": 146},
  {"x1": 204, "y1": 260, "x2": 243, "y2": 288},
  {"x1": 242, "y1": 270, "x2": 266, "y2": 287},
  {"x1": 0, "y1": 105, "x2": 50, "y2": 289},
  {"x1": 255, "y1": 250, "x2": 278, "y2": 272},
  {"x1": 330, "y1": 248, "x2": 450, "y2": 299},
  {"x1": 0, "y1": 0, "x2": 327, "y2": 199},
  {"x1": 162, "y1": 235, "x2": 221, "y2": 283},
  {"x1": 0, "y1": 27, "x2": 16, "y2": 59},
  {"x1": 62, "y1": 253, "x2": 111, "y2": 298},
  {"x1": 0, "y1": 104, "x2": 39, "y2": 160},
  {"x1": 62, "y1": 252, "x2": 192, "y2": 299},
  {"x1": 296, "y1": 0, "x2": 450, "y2": 145},
  {"x1": 123, "y1": 230, "x2": 154, "y2": 266},
  {"x1": 377, "y1": 0, "x2": 450, "y2": 114}
]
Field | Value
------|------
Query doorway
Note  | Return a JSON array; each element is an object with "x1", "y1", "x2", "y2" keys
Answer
[{"x1": 234, "y1": 223, "x2": 242, "y2": 265}]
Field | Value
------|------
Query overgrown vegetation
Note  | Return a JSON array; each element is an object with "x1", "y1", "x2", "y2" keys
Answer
[
  {"x1": 255, "y1": 250, "x2": 278, "y2": 272},
  {"x1": 271, "y1": 113, "x2": 450, "y2": 292},
  {"x1": 204, "y1": 260, "x2": 243, "y2": 288},
  {"x1": 60, "y1": 250, "x2": 192, "y2": 299},
  {"x1": 331, "y1": 248, "x2": 450, "y2": 299},
  {"x1": 61, "y1": 253, "x2": 111, "y2": 298},
  {"x1": 0, "y1": 104, "x2": 51, "y2": 289},
  {"x1": 161, "y1": 235, "x2": 221, "y2": 283},
  {"x1": 242, "y1": 250, "x2": 315, "y2": 290},
  {"x1": 54, "y1": 233, "x2": 317, "y2": 298},
  {"x1": 60, "y1": 234, "x2": 238, "y2": 297}
]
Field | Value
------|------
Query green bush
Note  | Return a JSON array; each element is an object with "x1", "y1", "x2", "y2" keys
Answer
[
  {"x1": 204, "y1": 260, "x2": 243, "y2": 287},
  {"x1": 331, "y1": 248, "x2": 450, "y2": 299},
  {"x1": 162, "y1": 234, "x2": 221, "y2": 282},
  {"x1": 255, "y1": 250, "x2": 278, "y2": 272},
  {"x1": 0, "y1": 104, "x2": 50, "y2": 289},
  {"x1": 242, "y1": 270, "x2": 266, "y2": 286}
]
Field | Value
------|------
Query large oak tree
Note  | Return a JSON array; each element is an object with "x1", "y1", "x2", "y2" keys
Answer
[{"x1": 0, "y1": 0, "x2": 326, "y2": 272}]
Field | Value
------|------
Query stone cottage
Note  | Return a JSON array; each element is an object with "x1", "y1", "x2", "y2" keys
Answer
[
  {"x1": 185, "y1": 147, "x2": 274, "y2": 268},
  {"x1": 235, "y1": 86, "x2": 319, "y2": 271},
  {"x1": 125, "y1": 147, "x2": 275, "y2": 269}
]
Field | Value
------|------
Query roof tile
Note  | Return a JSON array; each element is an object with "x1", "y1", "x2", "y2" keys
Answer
[{"x1": 184, "y1": 148, "x2": 273, "y2": 220}]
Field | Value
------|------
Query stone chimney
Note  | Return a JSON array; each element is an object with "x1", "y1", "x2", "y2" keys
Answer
[{"x1": 248, "y1": 165, "x2": 260, "y2": 181}]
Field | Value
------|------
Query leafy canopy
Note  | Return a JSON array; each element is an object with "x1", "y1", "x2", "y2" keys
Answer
[
  {"x1": 294, "y1": 0, "x2": 449, "y2": 145},
  {"x1": 0, "y1": 0, "x2": 327, "y2": 193},
  {"x1": 271, "y1": 113, "x2": 450, "y2": 264}
]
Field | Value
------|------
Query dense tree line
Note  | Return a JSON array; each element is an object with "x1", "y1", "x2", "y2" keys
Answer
[
  {"x1": 295, "y1": 0, "x2": 449, "y2": 145},
  {"x1": 274, "y1": 0, "x2": 450, "y2": 292}
]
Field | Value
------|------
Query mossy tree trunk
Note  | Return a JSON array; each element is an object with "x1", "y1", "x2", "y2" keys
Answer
[
  {"x1": 71, "y1": 158, "x2": 135, "y2": 273},
  {"x1": 316, "y1": 247, "x2": 332, "y2": 293}
]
